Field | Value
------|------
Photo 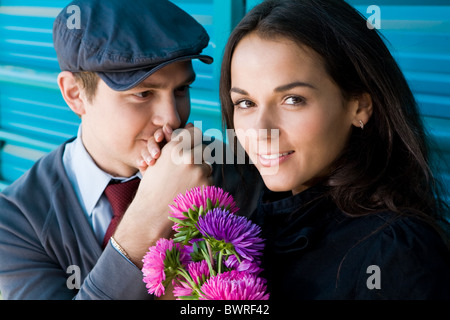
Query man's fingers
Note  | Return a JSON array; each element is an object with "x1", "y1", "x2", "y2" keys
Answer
[
  {"x1": 141, "y1": 145, "x2": 157, "y2": 166},
  {"x1": 162, "y1": 124, "x2": 174, "y2": 144},
  {"x1": 147, "y1": 137, "x2": 161, "y2": 161},
  {"x1": 154, "y1": 128, "x2": 165, "y2": 144}
]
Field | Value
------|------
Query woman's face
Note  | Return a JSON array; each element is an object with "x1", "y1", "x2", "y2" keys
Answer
[{"x1": 231, "y1": 33, "x2": 360, "y2": 194}]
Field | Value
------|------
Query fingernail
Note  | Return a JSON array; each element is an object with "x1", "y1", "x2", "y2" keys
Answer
[
  {"x1": 164, "y1": 124, "x2": 173, "y2": 134},
  {"x1": 151, "y1": 149, "x2": 159, "y2": 158},
  {"x1": 155, "y1": 131, "x2": 163, "y2": 141}
]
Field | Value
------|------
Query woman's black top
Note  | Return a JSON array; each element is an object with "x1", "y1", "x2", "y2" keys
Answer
[{"x1": 246, "y1": 185, "x2": 450, "y2": 300}]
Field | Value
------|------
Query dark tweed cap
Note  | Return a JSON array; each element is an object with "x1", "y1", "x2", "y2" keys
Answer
[{"x1": 53, "y1": 0, "x2": 213, "y2": 91}]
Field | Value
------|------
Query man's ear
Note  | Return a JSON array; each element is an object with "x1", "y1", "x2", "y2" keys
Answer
[
  {"x1": 57, "y1": 71, "x2": 86, "y2": 117},
  {"x1": 351, "y1": 92, "x2": 373, "y2": 129}
]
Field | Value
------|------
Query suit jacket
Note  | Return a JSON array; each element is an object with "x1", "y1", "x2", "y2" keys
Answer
[{"x1": 0, "y1": 141, "x2": 150, "y2": 299}]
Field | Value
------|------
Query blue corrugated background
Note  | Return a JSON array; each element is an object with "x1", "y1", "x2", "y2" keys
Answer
[{"x1": 0, "y1": 0, "x2": 449, "y2": 203}]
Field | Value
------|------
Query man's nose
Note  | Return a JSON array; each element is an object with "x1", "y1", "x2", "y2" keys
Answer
[{"x1": 151, "y1": 94, "x2": 182, "y2": 129}]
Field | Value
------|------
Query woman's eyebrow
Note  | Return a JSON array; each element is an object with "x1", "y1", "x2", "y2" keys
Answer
[
  {"x1": 230, "y1": 87, "x2": 249, "y2": 95},
  {"x1": 274, "y1": 81, "x2": 317, "y2": 92},
  {"x1": 230, "y1": 81, "x2": 317, "y2": 96}
]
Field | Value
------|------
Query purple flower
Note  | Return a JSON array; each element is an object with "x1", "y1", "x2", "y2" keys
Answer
[
  {"x1": 224, "y1": 254, "x2": 263, "y2": 275},
  {"x1": 199, "y1": 270, "x2": 270, "y2": 300},
  {"x1": 196, "y1": 208, "x2": 264, "y2": 261}
]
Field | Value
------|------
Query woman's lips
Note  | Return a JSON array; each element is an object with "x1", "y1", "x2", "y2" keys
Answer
[{"x1": 258, "y1": 151, "x2": 294, "y2": 167}]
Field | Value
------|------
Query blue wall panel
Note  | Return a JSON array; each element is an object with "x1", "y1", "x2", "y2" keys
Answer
[{"x1": 348, "y1": 2, "x2": 450, "y2": 201}]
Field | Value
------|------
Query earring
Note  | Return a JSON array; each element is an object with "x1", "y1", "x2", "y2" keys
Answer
[{"x1": 359, "y1": 120, "x2": 364, "y2": 130}]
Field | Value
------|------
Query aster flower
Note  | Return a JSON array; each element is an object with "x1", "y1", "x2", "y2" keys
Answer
[
  {"x1": 142, "y1": 238, "x2": 190, "y2": 297},
  {"x1": 169, "y1": 186, "x2": 239, "y2": 245},
  {"x1": 169, "y1": 185, "x2": 239, "y2": 220},
  {"x1": 224, "y1": 254, "x2": 263, "y2": 275},
  {"x1": 199, "y1": 270, "x2": 270, "y2": 300},
  {"x1": 173, "y1": 260, "x2": 210, "y2": 299},
  {"x1": 197, "y1": 208, "x2": 265, "y2": 261}
]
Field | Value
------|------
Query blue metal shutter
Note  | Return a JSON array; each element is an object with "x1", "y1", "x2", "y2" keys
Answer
[
  {"x1": 0, "y1": 0, "x2": 245, "y2": 189},
  {"x1": 348, "y1": 1, "x2": 450, "y2": 203}
]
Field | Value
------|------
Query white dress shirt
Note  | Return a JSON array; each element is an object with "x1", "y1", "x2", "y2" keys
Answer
[{"x1": 62, "y1": 127, "x2": 141, "y2": 244}]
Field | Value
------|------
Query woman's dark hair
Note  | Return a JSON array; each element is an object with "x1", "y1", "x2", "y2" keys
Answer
[{"x1": 220, "y1": 0, "x2": 449, "y2": 236}]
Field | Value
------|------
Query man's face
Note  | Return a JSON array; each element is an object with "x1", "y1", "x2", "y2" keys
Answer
[{"x1": 80, "y1": 60, "x2": 195, "y2": 177}]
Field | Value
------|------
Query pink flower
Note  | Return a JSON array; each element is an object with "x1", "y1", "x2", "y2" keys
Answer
[
  {"x1": 169, "y1": 186, "x2": 239, "y2": 220},
  {"x1": 199, "y1": 270, "x2": 270, "y2": 300},
  {"x1": 142, "y1": 238, "x2": 190, "y2": 297},
  {"x1": 202, "y1": 186, "x2": 239, "y2": 215},
  {"x1": 188, "y1": 260, "x2": 211, "y2": 285},
  {"x1": 173, "y1": 260, "x2": 211, "y2": 299},
  {"x1": 173, "y1": 279, "x2": 193, "y2": 298}
]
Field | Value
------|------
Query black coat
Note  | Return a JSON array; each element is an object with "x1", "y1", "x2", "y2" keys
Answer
[{"x1": 246, "y1": 186, "x2": 450, "y2": 300}]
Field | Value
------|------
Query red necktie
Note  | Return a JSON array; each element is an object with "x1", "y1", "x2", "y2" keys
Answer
[{"x1": 102, "y1": 177, "x2": 140, "y2": 248}]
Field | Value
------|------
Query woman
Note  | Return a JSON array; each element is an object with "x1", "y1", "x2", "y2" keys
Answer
[{"x1": 220, "y1": 0, "x2": 450, "y2": 299}]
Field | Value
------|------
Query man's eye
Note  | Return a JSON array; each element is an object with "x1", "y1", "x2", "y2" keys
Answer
[
  {"x1": 175, "y1": 85, "x2": 191, "y2": 96},
  {"x1": 133, "y1": 91, "x2": 152, "y2": 98}
]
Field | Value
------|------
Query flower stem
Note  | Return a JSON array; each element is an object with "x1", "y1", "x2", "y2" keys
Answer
[
  {"x1": 218, "y1": 251, "x2": 223, "y2": 274},
  {"x1": 177, "y1": 267, "x2": 198, "y2": 291},
  {"x1": 206, "y1": 241, "x2": 214, "y2": 269},
  {"x1": 201, "y1": 242, "x2": 216, "y2": 277}
]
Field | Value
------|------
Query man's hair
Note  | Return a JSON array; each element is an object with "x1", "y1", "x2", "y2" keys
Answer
[{"x1": 73, "y1": 71, "x2": 100, "y2": 102}]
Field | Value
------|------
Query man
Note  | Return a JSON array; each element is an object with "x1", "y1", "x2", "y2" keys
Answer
[{"x1": 0, "y1": 0, "x2": 217, "y2": 299}]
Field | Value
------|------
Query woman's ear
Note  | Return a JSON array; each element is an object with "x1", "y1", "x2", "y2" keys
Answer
[
  {"x1": 351, "y1": 92, "x2": 373, "y2": 129},
  {"x1": 57, "y1": 71, "x2": 86, "y2": 117}
]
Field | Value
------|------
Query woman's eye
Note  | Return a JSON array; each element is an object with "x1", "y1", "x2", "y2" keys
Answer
[
  {"x1": 234, "y1": 100, "x2": 255, "y2": 109},
  {"x1": 284, "y1": 96, "x2": 306, "y2": 105},
  {"x1": 133, "y1": 91, "x2": 152, "y2": 99}
]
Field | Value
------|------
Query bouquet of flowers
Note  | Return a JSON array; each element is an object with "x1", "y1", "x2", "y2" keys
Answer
[{"x1": 142, "y1": 186, "x2": 270, "y2": 300}]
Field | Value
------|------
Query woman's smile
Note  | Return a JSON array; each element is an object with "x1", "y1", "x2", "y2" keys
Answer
[{"x1": 257, "y1": 151, "x2": 295, "y2": 167}]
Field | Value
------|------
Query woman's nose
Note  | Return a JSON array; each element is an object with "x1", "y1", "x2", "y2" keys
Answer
[{"x1": 253, "y1": 107, "x2": 279, "y2": 141}]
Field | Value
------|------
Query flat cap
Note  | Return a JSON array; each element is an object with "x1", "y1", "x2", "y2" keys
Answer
[{"x1": 53, "y1": 0, "x2": 213, "y2": 91}]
